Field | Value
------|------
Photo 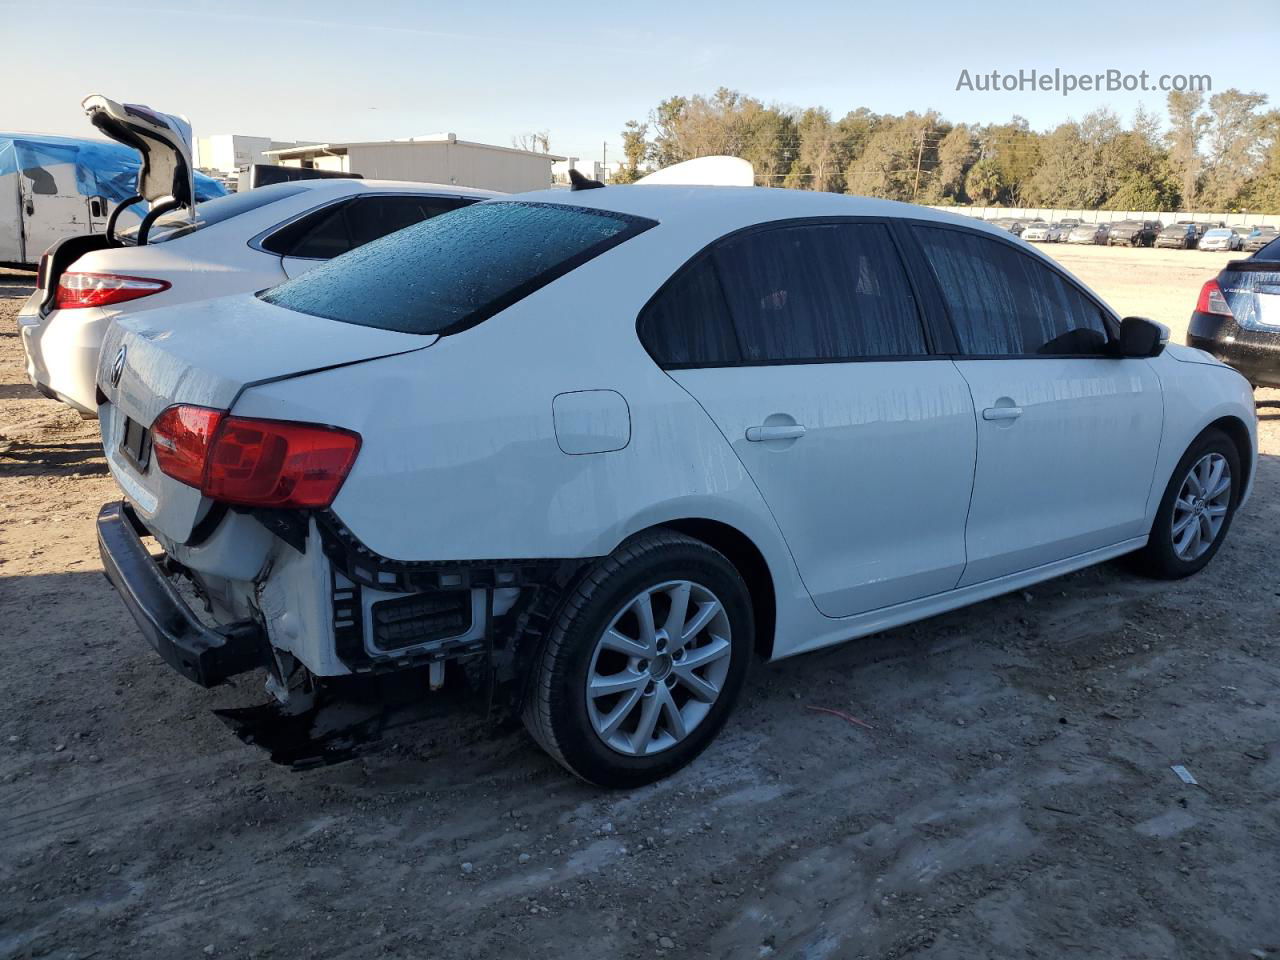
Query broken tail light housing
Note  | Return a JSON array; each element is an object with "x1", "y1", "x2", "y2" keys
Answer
[
  {"x1": 54, "y1": 272, "x2": 171, "y2": 309},
  {"x1": 151, "y1": 404, "x2": 361, "y2": 509},
  {"x1": 1195, "y1": 279, "x2": 1233, "y2": 318}
]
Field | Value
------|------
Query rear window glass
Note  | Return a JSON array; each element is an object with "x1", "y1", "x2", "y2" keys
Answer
[
  {"x1": 1254, "y1": 235, "x2": 1280, "y2": 260},
  {"x1": 261, "y1": 201, "x2": 655, "y2": 336},
  {"x1": 119, "y1": 183, "x2": 309, "y2": 244}
]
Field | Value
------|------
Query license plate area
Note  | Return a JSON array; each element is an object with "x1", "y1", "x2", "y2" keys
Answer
[{"x1": 121, "y1": 415, "x2": 151, "y2": 470}]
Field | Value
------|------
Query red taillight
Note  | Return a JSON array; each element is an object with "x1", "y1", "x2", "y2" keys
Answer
[
  {"x1": 1195, "y1": 279, "x2": 1233, "y2": 317},
  {"x1": 151, "y1": 404, "x2": 361, "y2": 509},
  {"x1": 54, "y1": 272, "x2": 170, "y2": 309},
  {"x1": 151, "y1": 405, "x2": 225, "y2": 489}
]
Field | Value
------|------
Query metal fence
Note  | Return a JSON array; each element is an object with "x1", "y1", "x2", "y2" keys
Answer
[{"x1": 931, "y1": 206, "x2": 1280, "y2": 228}]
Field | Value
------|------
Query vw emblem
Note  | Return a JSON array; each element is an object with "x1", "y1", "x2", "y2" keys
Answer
[{"x1": 110, "y1": 346, "x2": 126, "y2": 388}]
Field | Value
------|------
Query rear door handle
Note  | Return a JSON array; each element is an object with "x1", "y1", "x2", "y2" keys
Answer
[
  {"x1": 982, "y1": 406, "x2": 1023, "y2": 421},
  {"x1": 746, "y1": 424, "x2": 806, "y2": 442}
]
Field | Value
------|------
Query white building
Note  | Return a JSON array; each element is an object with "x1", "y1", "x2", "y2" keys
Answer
[
  {"x1": 195, "y1": 134, "x2": 309, "y2": 178},
  {"x1": 264, "y1": 134, "x2": 565, "y2": 193}
]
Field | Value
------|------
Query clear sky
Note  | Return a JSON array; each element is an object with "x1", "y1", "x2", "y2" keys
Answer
[{"x1": 3, "y1": 0, "x2": 1276, "y2": 167}]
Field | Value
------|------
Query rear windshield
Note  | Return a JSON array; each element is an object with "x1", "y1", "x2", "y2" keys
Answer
[
  {"x1": 260, "y1": 201, "x2": 656, "y2": 336},
  {"x1": 118, "y1": 183, "x2": 310, "y2": 244}
]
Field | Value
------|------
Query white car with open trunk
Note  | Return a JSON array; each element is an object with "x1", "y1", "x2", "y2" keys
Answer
[
  {"x1": 95, "y1": 183, "x2": 1257, "y2": 786},
  {"x1": 18, "y1": 95, "x2": 495, "y2": 418}
]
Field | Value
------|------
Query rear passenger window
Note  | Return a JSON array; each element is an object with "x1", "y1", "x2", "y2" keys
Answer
[
  {"x1": 345, "y1": 195, "x2": 472, "y2": 247},
  {"x1": 913, "y1": 226, "x2": 1111, "y2": 356},
  {"x1": 277, "y1": 203, "x2": 352, "y2": 259},
  {"x1": 263, "y1": 195, "x2": 476, "y2": 260},
  {"x1": 714, "y1": 223, "x2": 927, "y2": 362},
  {"x1": 637, "y1": 258, "x2": 740, "y2": 366}
]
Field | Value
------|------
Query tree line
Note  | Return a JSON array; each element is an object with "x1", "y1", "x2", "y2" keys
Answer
[{"x1": 609, "y1": 88, "x2": 1280, "y2": 213}]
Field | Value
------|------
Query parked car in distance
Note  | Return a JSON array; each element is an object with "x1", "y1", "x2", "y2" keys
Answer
[
  {"x1": 1188, "y1": 232, "x2": 1280, "y2": 387},
  {"x1": 1021, "y1": 220, "x2": 1053, "y2": 242},
  {"x1": 1244, "y1": 227, "x2": 1279, "y2": 252},
  {"x1": 1199, "y1": 228, "x2": 1244, "y2": 252},
  {"x1": 1058, "y1": 218, "x2": 1082, "y2": 231},
  {"x1": 1066, "y1": 223, "x2": 1109, "y2": 245},
  {"x1": 94, "y1": 186, "x2": 1257, "y2": 786},
  {"x1": 1108, "y1": 220, "x2": 1158, "y2": 247},
  {"x1": 1156, "y1": 223, "x2": 1200, "y2": 249},
  {"x1": 989, "y1": 217, "x2": 1026, "y2": 236}
]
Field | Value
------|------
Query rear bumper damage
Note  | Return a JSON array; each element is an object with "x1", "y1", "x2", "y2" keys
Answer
[
  {"x1": 97, "y1": 500, "x2": 269, "y2": 686},
  {"x1": 99, "y1": 498, "x2": 596, "y2": 698}
]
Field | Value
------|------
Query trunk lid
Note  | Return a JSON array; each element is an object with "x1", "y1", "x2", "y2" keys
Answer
[
  {"x1": 98, "y1": 294, "x2": 435, "y2": 544},
  {"x1": 82, "y1": 94, "x2": 195, "y2": 207},
  {"x1": 1218, "y1": 258, "x2": 1280, "y2": 331}
]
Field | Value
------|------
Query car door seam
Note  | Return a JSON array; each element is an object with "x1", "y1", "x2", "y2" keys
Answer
[{"x1": 949, "y1": 359, "x2": 980, "y2": 589}]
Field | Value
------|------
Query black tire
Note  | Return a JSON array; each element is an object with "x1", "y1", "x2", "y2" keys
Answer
[
  {"x1": 1135, "y1": 428, "x2": 1241, "y2": 579},
  {"x1": 522, "y1": 530, "x2": 753, "y2": 787}
]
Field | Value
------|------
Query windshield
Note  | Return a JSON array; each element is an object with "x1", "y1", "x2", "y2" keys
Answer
[
  {"x1": 1205, "y1": 229, "x2": 1231, "y2": 238},
  {"x1": 117, "y1": 183, "x2": 310, "y2": 244},
  {"x1": 261, "y1": 201, "x2": 657, "y2": 336}
]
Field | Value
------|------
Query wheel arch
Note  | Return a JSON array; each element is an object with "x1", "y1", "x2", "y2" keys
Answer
[
  {"x1": 626, "y1": 517, "x2": 778, "y2": 661},
  {"x1": 1205, "y1": 414, "x2": 1254, "y2": 494}
]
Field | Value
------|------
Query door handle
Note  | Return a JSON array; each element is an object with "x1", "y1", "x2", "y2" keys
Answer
[
  {"x1": 746, "y1": 424, "x2": 806, "y2": 442},
  {"x1": 982, "y1": 406, "x2": 1023, "y2": 421}
]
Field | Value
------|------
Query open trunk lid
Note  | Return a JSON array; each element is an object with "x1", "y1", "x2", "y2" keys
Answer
[
  {"x1": 98, "y1": 294, "x2": 435, "y2": 544},
  {"x1": 82, "y1": 94, "x2": 195, "y2": 207}
]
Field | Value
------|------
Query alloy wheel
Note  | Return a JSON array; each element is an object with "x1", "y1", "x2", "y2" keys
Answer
[
  {"x1": 1171, "y1": 453, "x2": 1232, "y2": 561},
  {"x1": 585, "y1": 580, "x2": 732, "y2": 757}
]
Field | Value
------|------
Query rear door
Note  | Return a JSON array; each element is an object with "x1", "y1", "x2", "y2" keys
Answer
[
  {"x1": 909, "y1": 223, "x2": 1163, "y2": 585},
  {"x1": 19, "y1": 162, "x2": 93, "y2": 257},
  {"x1": 649, "y1": 219, "x2": 977, "y2": 618},
  {"x1": 269, "y1": 194, "x2": 477, "y2": 278}
]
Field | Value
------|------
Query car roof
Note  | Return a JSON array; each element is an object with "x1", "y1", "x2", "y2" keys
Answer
[
  {"x1": 287, "y1": 178, "x2": 500, "y2": 198},
  {"x1": 498, "y1": 185, "x2": 1017, "y2": 242}
]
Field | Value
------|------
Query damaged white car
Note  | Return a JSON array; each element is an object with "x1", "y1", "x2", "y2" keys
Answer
[{"x1": 96, "y1": 184, "x2": 1256, "y2": 786}]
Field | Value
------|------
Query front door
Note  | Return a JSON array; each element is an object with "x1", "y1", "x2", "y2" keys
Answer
[
  {"x1": 640, "y1": 220, "x2": 977, "y2": 618},
  {"x1": 909, "y1": 223, "x2": 1163, "y2": 585}
]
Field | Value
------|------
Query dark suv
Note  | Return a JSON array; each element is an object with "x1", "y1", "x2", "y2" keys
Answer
[
  {"x1": 1155, "y1": 223, "x2": 1199, "y2": 249},
  {"x1": 1187, "y1": 233, "x2": 1280, "y2": 388},
  {"x1": 1108, "y1": 220, "x2": 1158, "y2": 247}
]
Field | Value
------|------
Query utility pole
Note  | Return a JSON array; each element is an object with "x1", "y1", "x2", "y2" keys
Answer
[
  {"x1": 602, "y1": 141, "x2": 608, "y2": 175},
  {"x1": 912, "y1": 126, "x2": 927, "y2": 202}
]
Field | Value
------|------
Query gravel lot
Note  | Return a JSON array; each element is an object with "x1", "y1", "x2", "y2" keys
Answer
[{"x1": 2, "y1": 243, "x2": 1278, "y2": 960}]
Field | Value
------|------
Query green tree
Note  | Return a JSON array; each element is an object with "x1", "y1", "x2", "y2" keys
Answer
[{"x1": 612, "y1": 120, "x2": 648, "y2": 184}]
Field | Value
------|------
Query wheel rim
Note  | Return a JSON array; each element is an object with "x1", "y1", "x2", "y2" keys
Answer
[
  {"x1": 585, "y1": 579, "x2": 732, "y2": 757},
  {"x1": 1171, "y1": 453, "x2": 1232, "y2": 561}
]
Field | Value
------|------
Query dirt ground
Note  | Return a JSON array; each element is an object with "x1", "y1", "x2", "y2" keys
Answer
[{"x1": 2, "y1": 245, "x2": 1279, "y2": 960}]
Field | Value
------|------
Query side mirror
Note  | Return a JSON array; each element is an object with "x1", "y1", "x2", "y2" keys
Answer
[{"x1": 1117, "y1": 316, "x2": 1168, "y2": 358}]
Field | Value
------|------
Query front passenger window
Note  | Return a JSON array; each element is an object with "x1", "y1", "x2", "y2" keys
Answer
[{"x1": 913, "y1": 225, "x2": 1111, "y2": 356}]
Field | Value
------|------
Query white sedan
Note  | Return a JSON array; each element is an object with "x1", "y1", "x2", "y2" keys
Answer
[
  {"x1": 18, "y1": 177, "x2": 495, "y2": 416},
  {"x1": 94, "y1": 185, "x2": 1256, "y2": 786}
]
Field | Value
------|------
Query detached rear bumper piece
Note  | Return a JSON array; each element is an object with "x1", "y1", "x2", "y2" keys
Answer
[{"x1": 97, "y1": 501, "x2": 268, "y2": 687}]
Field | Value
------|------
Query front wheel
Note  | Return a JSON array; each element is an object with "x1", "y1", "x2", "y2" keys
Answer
[
  {"x1": 522, "y1": 531, "x2": 753, "y2": 787},
  {"x1": 1135, "y1": 429, "x2": 1240, "y2": 579}
]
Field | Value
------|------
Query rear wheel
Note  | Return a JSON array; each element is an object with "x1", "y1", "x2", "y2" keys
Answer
[
  {"x1": 1136, "y1": 429, "x2": 1240, "y2": 579},
  {"x1": 522, "y1": 531, "x2": 752, "y2": 787}
]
